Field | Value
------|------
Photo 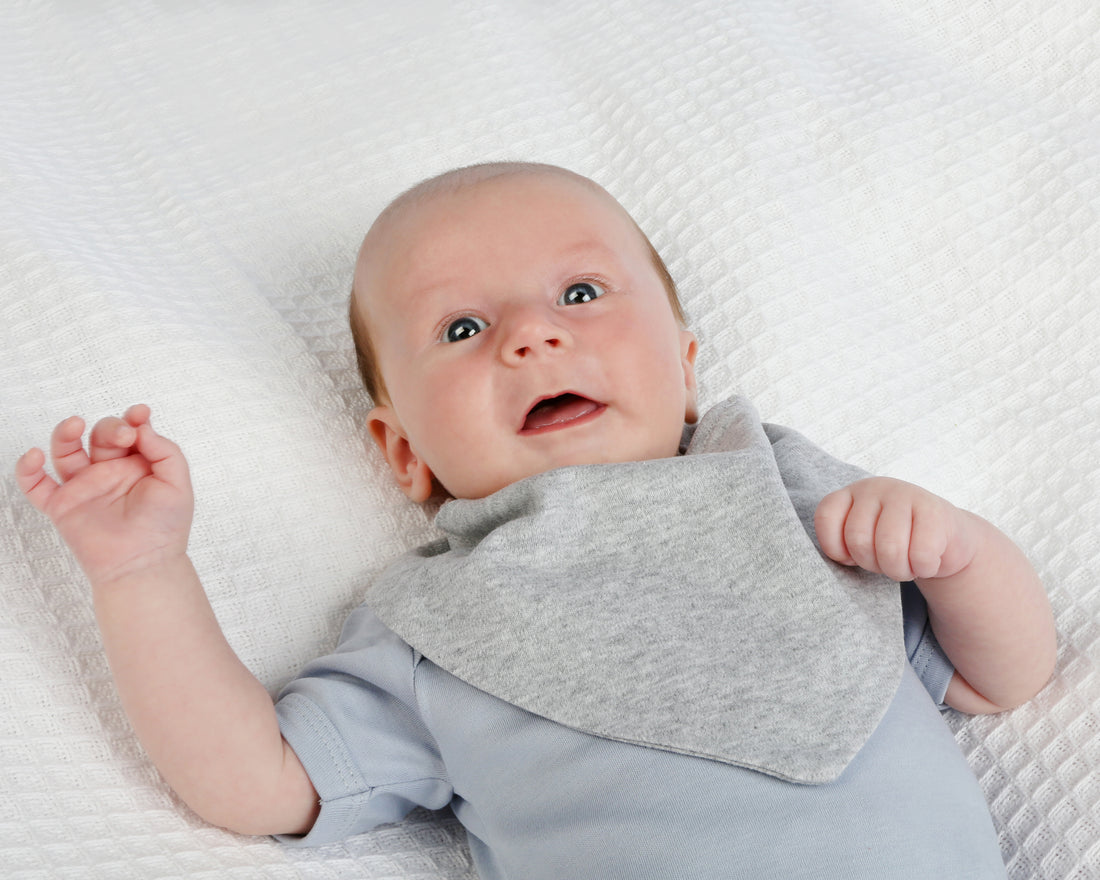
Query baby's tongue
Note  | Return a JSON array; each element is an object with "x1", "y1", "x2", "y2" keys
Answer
[{"x1": 524, "y1": 394, "x2": 597, "y2": 430}]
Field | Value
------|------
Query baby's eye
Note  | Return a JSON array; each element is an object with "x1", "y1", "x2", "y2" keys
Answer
[
  {"x1": 444, "y1": 316, "x2": 488, "y2": 343},
  {"x1": 558, "y1": 281, "x2": 606, "y2": 306}
]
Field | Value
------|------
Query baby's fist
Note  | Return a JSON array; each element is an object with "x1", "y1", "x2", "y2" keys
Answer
[
  {"x1": 16, "y1": 405, "x2": 194, "y2": 587},
  {"x1": 814, "y1": 477, "x2": 976, "y2": 583}
]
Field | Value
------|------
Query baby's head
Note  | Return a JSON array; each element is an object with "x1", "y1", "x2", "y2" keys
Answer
[{"x1": 350, "y1": 162, "x2": 698, "y2": 501}]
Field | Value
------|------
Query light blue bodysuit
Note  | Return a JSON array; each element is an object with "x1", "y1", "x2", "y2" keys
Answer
[{"x1": 275, "y1": 398, "x2": 1006, "y2": 878}]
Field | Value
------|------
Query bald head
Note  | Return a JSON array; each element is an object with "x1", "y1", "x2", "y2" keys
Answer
[{"x1": 368, "y1": 163, "x2": 605, "y2": 241}]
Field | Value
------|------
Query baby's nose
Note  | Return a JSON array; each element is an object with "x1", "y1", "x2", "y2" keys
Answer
[{"x1": 500, "y1": 311, "x2": 572, "y2": 363}]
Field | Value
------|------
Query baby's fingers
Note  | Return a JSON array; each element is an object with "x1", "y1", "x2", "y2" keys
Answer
[
  {"x1": 840, "y1": 495, "x2": 885, "y2": 573},
  {"x1": 89, "y1": 416, "x2": 138, "y2": 464},
  {"x1": 814, "y1": 489, "x2": 857, "y2": 566},
  {"x1": 123, "y1": 403, "x2": 152, "y2": 428},
  {"x1": 873, "y1": 499, "x2": 916, "y2": 582},
  {"x1": 907, "y1": 504, "x2": 950, "y2": 580},
  {"x1": 133, "y1": 421, "x2": 190, "y2": 491},
  {"x1": 15, "y1": 447, "x2": 60, "y2": 512},
  {"x1": 50, "y1": 415, "x2": 90, "y2": 481}
]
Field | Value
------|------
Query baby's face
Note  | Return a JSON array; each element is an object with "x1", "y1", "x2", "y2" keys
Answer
[{"x1": 358, "y1": 172, "x2": 697, "y2": 501}]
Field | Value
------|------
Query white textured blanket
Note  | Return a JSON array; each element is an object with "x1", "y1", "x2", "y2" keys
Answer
[{"x1": 2, "y1": 2, "x2": 1097, "y2": 878}]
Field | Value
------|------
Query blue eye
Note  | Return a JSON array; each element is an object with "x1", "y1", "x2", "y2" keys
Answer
[
  {"x1": 444, "y1": 316, "x2": 488, "y2": 343},
  {"x1": 559, "y1": 281, "x2": 606, "y2": 305}
]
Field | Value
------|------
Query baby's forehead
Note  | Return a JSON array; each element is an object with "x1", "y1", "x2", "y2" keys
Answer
[{"x1": 355, "y1": 168, "x2": 633, "y2": 285}]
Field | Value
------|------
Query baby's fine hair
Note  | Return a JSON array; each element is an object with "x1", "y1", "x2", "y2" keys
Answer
[{"x1": 348, "y1": 161, "x2": 686, "y2": 403}]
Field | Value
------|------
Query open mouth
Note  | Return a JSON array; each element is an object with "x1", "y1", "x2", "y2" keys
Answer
[{"x1": 521, "y1": 393, "x2": 606, "y2": 433}]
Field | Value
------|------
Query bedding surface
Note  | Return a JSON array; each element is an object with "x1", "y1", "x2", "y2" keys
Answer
[{"x1": 2, "y1": 1, "x2": 1098, "y2": 878}]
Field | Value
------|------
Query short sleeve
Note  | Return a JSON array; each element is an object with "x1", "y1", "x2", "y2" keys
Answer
[
  {"x1": 901, "y1": 580, "x2": 956, "y2": 708},
  {"x1": 274, "y1": 605, "x2": 453, "y2": 846}
]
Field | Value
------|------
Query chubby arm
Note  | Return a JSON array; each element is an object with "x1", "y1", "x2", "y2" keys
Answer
[
  {"x1": 815, "y1": 477, "x2": 1057, "y2": 714},
  {"x1": 15, "y1": 406, "x2": 319, "y2": 835}
]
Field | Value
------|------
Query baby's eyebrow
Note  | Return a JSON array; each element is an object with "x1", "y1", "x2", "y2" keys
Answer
[
  {"x1": 406, "y1": 277, "x2": 465, "y2": 302},
  {"x1": 554, "y1": 240, "x2": 619, "y2": 264},
  {"x1": 397, "y1": 239, "x2": 627, "y2": 323}
]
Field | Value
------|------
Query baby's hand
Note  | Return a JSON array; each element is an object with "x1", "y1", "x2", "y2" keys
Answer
[
  {"x1": 814, "y1": 477, "x2": 978, "y2": 583},
  {"x1": 15, "y1": 405, "x2": 194, "y2": 587}
]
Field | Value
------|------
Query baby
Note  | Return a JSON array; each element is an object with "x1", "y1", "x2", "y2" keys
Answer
[{"x1": 17, "y1": 162, "x2": 1056, "y2": 878}]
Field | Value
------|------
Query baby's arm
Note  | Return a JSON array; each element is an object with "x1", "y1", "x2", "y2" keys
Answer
[
  {"x1": 814, "y1": 477, "x2": 1057, "y2": 713},
  {"x1": 15, "y1": 407, "x2": 319, "y2": 835}
]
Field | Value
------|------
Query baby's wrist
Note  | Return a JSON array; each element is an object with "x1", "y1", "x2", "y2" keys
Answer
[{"x1": 89, "y1": 548, "x2": 196, "y2": 596}]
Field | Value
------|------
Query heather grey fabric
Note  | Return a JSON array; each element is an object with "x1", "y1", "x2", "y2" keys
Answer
[{"x1": 367, "y1": 396, "x2": 906, "y2": 784}]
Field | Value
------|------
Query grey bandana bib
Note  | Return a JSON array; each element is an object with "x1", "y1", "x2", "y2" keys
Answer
[{"x1": 367, "y1": 396, "x2": 905, "y2": 784}]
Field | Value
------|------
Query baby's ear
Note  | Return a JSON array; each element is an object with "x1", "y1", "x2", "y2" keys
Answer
[
  {"x1": 366, "y1": 405, "x2": 435, "y2": 503},
  {"x1": 680, "y1": 329, "x2": 700, "y2": 423}
]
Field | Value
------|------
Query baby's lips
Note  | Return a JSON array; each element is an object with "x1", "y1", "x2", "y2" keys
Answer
[{"x1": 521, "y1": 392, "x2": 604, "y2": 432}]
